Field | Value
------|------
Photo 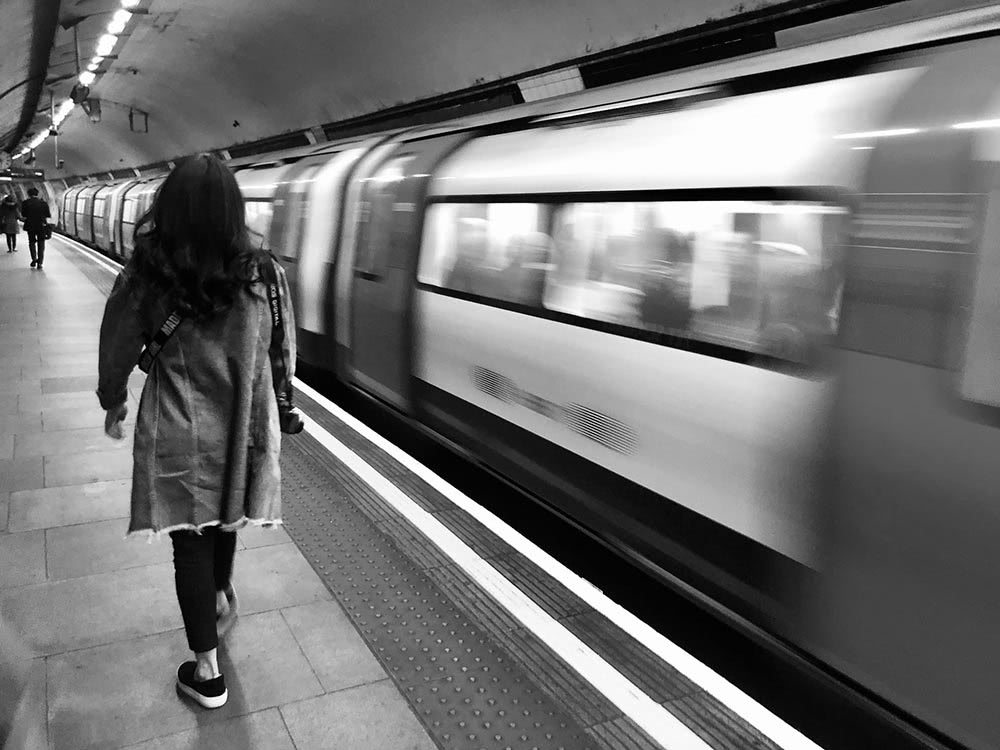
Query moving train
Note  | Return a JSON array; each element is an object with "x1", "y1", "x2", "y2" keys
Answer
[{"x1": 49, "y1": 7, "x2": 1000, "y2": 749}]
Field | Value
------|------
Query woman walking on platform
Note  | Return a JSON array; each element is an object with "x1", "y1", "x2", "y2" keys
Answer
[
  {"x1": 96, "y1": 154, "x2": 298, "y2": 709},
  {"x1": 0, "y1": 195, "x2": 20, "y2": 253}
]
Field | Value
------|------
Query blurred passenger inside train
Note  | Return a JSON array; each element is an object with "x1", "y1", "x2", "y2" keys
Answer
[
  {"x1": 445, "y1": 217, "x2": 493, "y2": 296},
  {"x1": 96, "y1": 153, "x2": 297, "y2": 711},
  {"x1": 638, "y1": 227, "x2": 694, "y2": 333},
  {"x1": 0, "y1": 195, "x2": 19, "y2": 254},
  {"x1": 500, "y1": 231, "x2": 553, "y2": 307}
]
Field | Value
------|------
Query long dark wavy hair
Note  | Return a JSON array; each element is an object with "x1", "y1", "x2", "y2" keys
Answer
[{"x1": 130, "y1": 154, "x2": 266, "y2": 322}]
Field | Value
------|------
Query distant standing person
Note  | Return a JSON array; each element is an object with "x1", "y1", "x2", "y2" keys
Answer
[
  {"x1": 20, "y1": 187, "x2": 50, "y2": 269},
  {"x1": 0, "y1": 195, "x2": 18, "y2": 253}
]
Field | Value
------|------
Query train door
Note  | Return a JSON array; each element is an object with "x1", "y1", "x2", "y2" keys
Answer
[
  {"x1": 812, "y1": 39, "x2": 1000, "y2": 750},
  {"x1": 106, "y1": 181, "x2": 134, "y2": 256},
  {"x1": 347, "y1": 133, "x2": 470, "y2": 410},
  {"x1": 91, "y1": 185, "x2": 114, "y2": 250}
]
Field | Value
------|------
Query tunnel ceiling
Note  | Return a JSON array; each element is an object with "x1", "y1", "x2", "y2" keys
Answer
[
  {"x1": 3, "y1": 0, "x2": 950, "y2": 178},
  {"x1": 4, "y1": 0, "x2": 812, "y2": 177},
  {"x1": 0, "y1": 0, "x2": 59, "y2": 156}
]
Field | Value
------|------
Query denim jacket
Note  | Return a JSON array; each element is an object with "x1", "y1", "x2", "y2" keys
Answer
[{"x1": 97, "y1": 259, "x2": 296, "y2": 536}]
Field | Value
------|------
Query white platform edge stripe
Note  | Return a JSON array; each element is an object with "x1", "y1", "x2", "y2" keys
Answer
[
  {"x1": 56, "y1": 235, "x2": 122, "y2": 275},
  {"x1": 65, "y1": 236, "x2": 822, "y2": 750},
  {"x1": 294, "y1": 378, "x2": 825, "y2": 750}
]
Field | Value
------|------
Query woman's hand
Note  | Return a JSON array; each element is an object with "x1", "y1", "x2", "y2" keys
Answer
[{"x1": 104, "y1": 403, "x2": 128, "y2": 440}]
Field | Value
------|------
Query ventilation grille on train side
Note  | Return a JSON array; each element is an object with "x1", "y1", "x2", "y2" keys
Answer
[
  {"x1": 471, "y1": 366, "x2": 638, "y2": 455},
  {"x1": 852, "y1": 193, "x2": 981, "y2": 252},
  {"x1": 562, "y1": 403, "x2": 639, "y2": 455}
]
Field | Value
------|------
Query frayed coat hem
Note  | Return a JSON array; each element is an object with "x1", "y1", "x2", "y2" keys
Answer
[{"x1": 125, "y1": 516, "x2": 283, "y2": 542}]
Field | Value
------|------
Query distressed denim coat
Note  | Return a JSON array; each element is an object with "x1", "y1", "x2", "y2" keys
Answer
[{"x1": 96, "y1": 259, "x2": 296, "y2": 536}]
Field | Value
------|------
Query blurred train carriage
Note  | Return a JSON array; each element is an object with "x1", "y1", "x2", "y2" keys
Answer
[{"x1": 49, "y1": 7, "x2": 1000, "y2": 748}]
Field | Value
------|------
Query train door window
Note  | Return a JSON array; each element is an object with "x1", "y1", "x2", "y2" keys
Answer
[
  {"x1": 280, "y1": 164, "x2": 321, "y2": 260},
  {"x1": 244, "y1": 199, "x2": 274, "y2": 247},
  {"x1": 419, "y1": 202, "x2": 547, "y2": 302},
  {"x1": 354, "y1": 155, "x2": 415, "y2": 278}
]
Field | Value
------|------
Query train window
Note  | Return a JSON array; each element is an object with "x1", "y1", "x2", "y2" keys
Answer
[
  {"x1": 547, "y1": 200, "x2": 846, "y2": 362},
  {"x1": 419, "y1": 202, "x2": 547, "y2": 302},
  {"x1": 421, "y1": 198, "x2": 847, "y2": 363},
  {"x1": 244, "y1": 199, "x2": 274, "y2": 246}
]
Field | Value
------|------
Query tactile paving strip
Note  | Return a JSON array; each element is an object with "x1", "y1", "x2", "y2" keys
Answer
[{"x1": 279, "y1": 434, "x2": 601, "y2": 750}]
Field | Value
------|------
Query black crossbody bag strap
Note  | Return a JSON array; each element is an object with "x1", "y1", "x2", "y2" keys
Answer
[
  {"x1": 137, "y1": 311, "x2": 183, "y2": 374},
  {"x1": 260, "y1": 255, "x2": 293, "y2": 404}
]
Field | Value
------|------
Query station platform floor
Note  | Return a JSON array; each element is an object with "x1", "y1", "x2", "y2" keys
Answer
[{"x1": 0, "y1": 234, "x2": 816, "y2": 750}]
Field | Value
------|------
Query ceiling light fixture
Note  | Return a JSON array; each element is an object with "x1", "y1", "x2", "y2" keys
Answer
[
  {"x1": 953, "y1": 119, "x2": 1000, "y2": 130},
  {"x1": 96, "y1": 34, "x2": 117, "y2": 57},
  {"x1": 107, "y1": 9, "x2": 132, "y2": 35}
]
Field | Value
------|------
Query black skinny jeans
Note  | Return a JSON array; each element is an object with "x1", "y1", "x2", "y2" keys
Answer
[{"x1": 169, "y1": 526, "x2": 237, "y2": 653}]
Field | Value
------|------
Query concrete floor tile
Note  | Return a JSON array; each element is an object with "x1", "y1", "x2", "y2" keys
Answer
[
  {"x1": 215, "y1": 610, "x2": 324, "y2": 715},
  {"x1": 2, "y1": 658, "x2": 47, "y2": 750},
  {"x1": 0, "y1": 458, "x2": 43, "y2": 492},
  {"x1": 238, "y1": 523, "x2": 290, "y2": 549},
  {"x1": 279, "y1": 680, "x2": 436, "y2": 750},
  {"x1": 0, "y1": 411, "x2": 43, "y2": 435},
  {"x1": 0, "y1": 530, "x2": 46, "y2": 588},
  {"x1": 15, "y1": 426, "x2": 133, "y2": 459},
  {"x1": 280, "y1": 600, "x2": 386, "y2": 692},
  {"x1": 0, "y1": 393, "x2": 18, "y2": 415},
  {"x1": 0, "y1": 380, "x2": 41, "y2": 398},
  {"x1": 0, "y1": 431, "x2": 12, "y2": 460},
  {"x1": 37, "y1": 362, "x2": 95, "y2": 378},
  {"x1": 39, "y1": 354, "x2": 97, "y2": 370},
  {"x1": 41, "y1": 375, "x2": 96, "y2": 395},
  {"x1": 231, "y1": 543, "x2": 332, "y2": 615},
  {"x1": 1, "y1": 562, "x2": 180, "y2": 656},
  {"x1": 120, "y1": 708, "x2": 296, "y2": 750},
  {"x1": 46, "y1": 629, "x2": 200, "y2": 750},
  {"x1": 42, "y1": 405, "x2": 113, "y2": 432},
  {"x1": 8, "y1": 479, "x2": 130, "y2": 532},
  {"x1": 44, "y1": 449, "x2": 133, "y2": 487},
  {"x1": 37, "y1": 390, "x2": 103, "y2": 412},
  {"x1": 46, "y1": 519, "x2": 171, "y2": 581}
]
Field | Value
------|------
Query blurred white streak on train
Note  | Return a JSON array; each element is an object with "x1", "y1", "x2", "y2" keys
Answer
[
  {"x1": 833, "y1": 127, "x2": 922, "y2": 139},
  {"x1": 294, "y1": 377, "x2": 826, "y2": 750},
  {"x1": 953, "y1": 118, "x2": 1000, "y2": 129}
]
